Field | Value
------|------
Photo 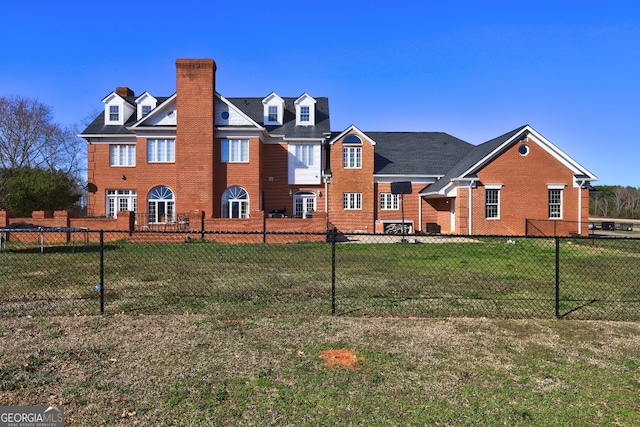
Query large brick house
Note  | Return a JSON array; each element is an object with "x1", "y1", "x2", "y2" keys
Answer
[{"x1": 80, "y1": 58, "x2": 597, "y2": 236}]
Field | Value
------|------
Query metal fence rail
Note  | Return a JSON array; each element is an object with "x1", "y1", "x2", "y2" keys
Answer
[{"x1": 1, "y1": 230, "x2": 638, "y2": 320}]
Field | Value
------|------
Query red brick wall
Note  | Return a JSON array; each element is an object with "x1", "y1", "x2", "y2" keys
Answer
[
  {"x1": 455, "y1": 139, "x2": 588, "y2": 236},
  {"x1": 213, "y1": 137, "x2": 263, "y2": 218},
  {"x1": 374, "y1": 182, "x2": 426, "y2": 233},
  {"x1": 328, "y1": 132, "x2": 374, "y2": 232},
  {"x1": 262, "y1": 144, "x2": 291, "y2": 213},
  {"x1": 175, "y1": 58, "x2": 216, "y2": 216}
]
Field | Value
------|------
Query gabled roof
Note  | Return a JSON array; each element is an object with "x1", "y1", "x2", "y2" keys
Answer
[
  {"x1": 80, "y1": 93, "x2": 329, "y2": 139},
  {"x1": 80, "y1": 95, "x2": 172, "y2": 136},
  {"x1": 365, "y1": 131, "x2": 473, "y2": 176},
  {"x1": 420, "y1": 124, "x2": 598, "y2": 196},
  {"x1": 227, "y1": 96, "x2": 330, "y2": 139}
]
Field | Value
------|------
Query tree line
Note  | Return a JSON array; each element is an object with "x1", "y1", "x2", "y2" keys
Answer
[
  {"x1": 0, "y1": 95, "x2": 88, "y2": 217},
  {"x1": 590, "y1": 186, "x2": 640, "y2": 219}
]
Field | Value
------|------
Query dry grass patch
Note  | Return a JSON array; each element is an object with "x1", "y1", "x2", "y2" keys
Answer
[{"x1": 1, "y1": 315, "x2": 639, "y2": 426}]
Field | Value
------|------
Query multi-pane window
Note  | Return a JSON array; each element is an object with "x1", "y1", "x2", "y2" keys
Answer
[
  {"x1": 549, "y1": 189, "x2": 563, "y2": 218},
  {"x1": 343, "y1": 147, "x2": 362, "y2": 168},
  {"x1": 300, "y1": 106, "x2": 310, "y2": 122},
  {"x1": 485, "y1": 189, "x2": 500, "y2": 219},
  {"x1": 147, "y1": 139, "x2": 175, "y2": 162},
  {"x1": 343, "y1": 192, "x2": 362, "y2": 210},
  {"x1": 148, "y1": 186, "x2": 175, "y2": 224},
  {"x1": 293, "y1": 192, "x2": 316, "y2": 218},
  {"x1": 221, "y1": 139, "x2": 249, "y2": 163},
  {"x1": 141, "y1": 105, "x2": 152, "y2": 117},
  {"x1": 106, "y1": 190, "x2": 137, "y2": 218},
  {"x1": 222, "y1": 186, "x2": 249, "y2": 218},
  {"x1": 109, "y1": 105, "x2": 119, "y2": 122},
  {"x1": 109, "y1": 145, "x2": 136, "y2": 166},
  {"x1": 295, "y1": 144, "x2": 314, "y2": 166},
  {"x1": 268, "y1": 106, "x2": 278, "y2": 122},
  {"x1": 380, "y1": 193, "x2": 399, "y2": 210}
]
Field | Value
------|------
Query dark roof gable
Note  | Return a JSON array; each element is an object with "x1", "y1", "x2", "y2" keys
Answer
[{"x1": 364, "y1": 131, "x2": 473, "y2": 176}]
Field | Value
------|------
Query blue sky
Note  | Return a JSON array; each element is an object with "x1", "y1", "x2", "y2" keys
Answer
[{"x1": 2, "y1": 1, "x2": 639, "y2": 186}]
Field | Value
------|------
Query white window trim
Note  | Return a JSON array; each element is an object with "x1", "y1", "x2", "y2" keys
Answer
[
  {"x1": 263, "y1": 93, "x2": 284, "y2": 125},
  {"x1": 106, "y1": 189, "x2": 137, "y2": 218},
  {"x1": 343, "y1": 192, "x2": 362, "y2": 210},
  {"x1": 485, "y1": 188, "x2": 500, "y2": 219},
  {"x1": 294, "y1": 144, "x2": 314, "y2": 167},
  {"x1": 295, "y1": 93, "x2": 316, "y2": 126},
  {"x1": 147, "y1": 139, "x2": 175, "y2": 163},
  {"x1": 343, "y1": 146, "x2": 362, "y2": 169},
  {"x1": 548, "y1": 185, "x2": 565, "y2": 219},
  {"x1": 109, "y1": 145, "x2": 136, "y2": 167},
  {"x1": 380, "y1": 193, "x2": 399, "y2": 210},
  {"x1": 222, "y1": 139, "x2": 250, "y2": 163}
]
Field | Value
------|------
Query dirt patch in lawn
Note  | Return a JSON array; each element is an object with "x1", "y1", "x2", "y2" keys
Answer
[{"x1": 318, "y1": 348, "x2": 364, "y2": 370}]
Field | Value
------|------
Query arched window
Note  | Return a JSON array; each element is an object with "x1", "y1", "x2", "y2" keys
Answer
[
  {"x1": 222, "y1": 186, "x2": 249, "y2": 218},
  {"x1": 343, "y1": 135, "x2": 362, "y2": 168},
  {"x1": 148, "y1": 186, "x2": 175, "y2": 224},
  {"x1": 293, "y1": 191, "x2": 316, "y2": 218}
]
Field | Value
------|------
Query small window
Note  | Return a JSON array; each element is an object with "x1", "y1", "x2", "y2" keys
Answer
[
  {"x1": 343, "y1": 135, "x2": 362, "y2": 144},
  {"x1": 485, "y1": 189, "x2": 500, "y2": 219},
  {"x1": 518, "y1": 144, "x2": 529, "y2": 156},
  {"x1": 268, "y1": 106, "x2": 278, "y2": 122},
  {"x1": 549, "y1": 189, "x2": 563, "y2": 219},
  {"x1": 141, "y1": 105, "x2": 152, "y2": 117},
  {"x1": 300, "y1": 106, "x2": 310, "y2": 122},
  {"x1": 109, "y1": 105, "x2": 119, "y2": 122},
  {"x1": 343, "y1": 192, "x2": 362, "y2": 210},
  {"x1": 222, "y1": 139, "x2": 249, "y2": 163},
  {"x1": 380, "y1": 193, "x2": 399, "y2": 210}
]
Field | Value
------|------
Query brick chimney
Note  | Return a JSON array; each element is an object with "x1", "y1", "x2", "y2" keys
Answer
[
  {"x1": 116, "y1": 86, "x2": 134, "y2": 97},
  {"x1": 175, "y1": 58, "x2": 217, "y2": 217}
]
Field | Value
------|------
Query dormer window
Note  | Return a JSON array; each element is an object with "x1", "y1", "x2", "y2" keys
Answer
[
  {"x1": 295, "y1": 93, "x2": 316, "y2": 126},
  {"x1": 268, "y1": 106, "x2": 278, "y2": 122},
  {"x1": 135, "y1": 92, "x2": 158, "y2": 121},
  {"x1": 103, "y1": 91, "x2": 135, "y2": 125},
  {"x1": 262, "y1": 93, "x2": 284, "y2": 125},
  {"x1": 109, "y1": 105, "x2": 119, "y2": 122},
  {"x1": 300, "y1": 106, "x2": 310, "y2": 123}
]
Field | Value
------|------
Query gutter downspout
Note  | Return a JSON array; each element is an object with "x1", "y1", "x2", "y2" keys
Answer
[
  {"x1": 577, "y1": 180, "x2": 587, "y2": 235},
  {"x1": 418, "y1": 194, "x2": 422, "y2": 233},
  {"x1": 468, "y1": 181, "x2": 473, "y2": 236}
]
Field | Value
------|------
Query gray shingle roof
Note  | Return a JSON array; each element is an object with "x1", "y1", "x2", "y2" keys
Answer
[
  {"x1": 81, "y1": 96, "x2": 172, "y2": 135},
  {"x1": 420, "y1": 125, "x2": 529, "y2": 194},
  {"x1": 365, "y1": 132, "x2": 474, "y2": 175},
  {"x1": 227, "y1": 97, "x2": 330, "y2": 139},
  {"x1": 81, "y1": 95, "x2": 331, "y2": 139}
]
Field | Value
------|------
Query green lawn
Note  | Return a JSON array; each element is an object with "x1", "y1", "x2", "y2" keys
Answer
[{"x1": 1, "y1": 235, "x2": 639, "y2": 320}]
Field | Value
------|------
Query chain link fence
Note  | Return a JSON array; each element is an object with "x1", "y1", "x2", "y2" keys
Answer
[{"x1": 1, "y1": 229, "x2": 639, "y2": 320}]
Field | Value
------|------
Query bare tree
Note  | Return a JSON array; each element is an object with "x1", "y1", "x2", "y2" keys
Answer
[
  {"x1": 0, "y1": 95, "x2": 89, "y2": 177},
  {"x1": 0, "y1": 95, "x2": 88, "y2": 212}
]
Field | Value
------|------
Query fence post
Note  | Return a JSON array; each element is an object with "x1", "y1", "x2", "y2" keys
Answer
[
  {"x1": 331, "y1": 227, "x2": 336, "y2": 315},
  {"x1": 100, "y1": 230, "x2": 105, "y2": 314},
  {"x1": 555, "y1": 236, "x2": 560, "y2": 318}
]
